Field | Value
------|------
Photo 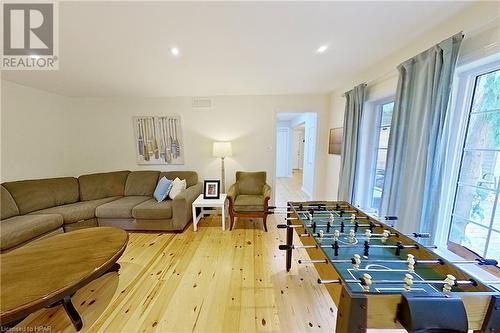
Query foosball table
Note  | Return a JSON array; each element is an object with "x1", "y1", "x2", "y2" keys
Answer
[{"x1": 277, "y1": 201, "x2": 500, "y2": 333}]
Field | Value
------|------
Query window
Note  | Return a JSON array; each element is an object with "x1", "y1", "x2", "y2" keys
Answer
[
  {"x1": 448, "y1": 68, "x2": 500, "y2": 259},
  {"x1": 369, "y1": 101, "x2": 394, "y2": 212}
]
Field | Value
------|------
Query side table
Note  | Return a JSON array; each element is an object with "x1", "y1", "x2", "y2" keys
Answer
[{"x1": 192, "y1": 193, "x2": 227, "y2": 231}]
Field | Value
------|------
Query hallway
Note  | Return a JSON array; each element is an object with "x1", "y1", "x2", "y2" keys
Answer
[{"x1": 275, "y1": 170, "x2": 310, "y2": 208}]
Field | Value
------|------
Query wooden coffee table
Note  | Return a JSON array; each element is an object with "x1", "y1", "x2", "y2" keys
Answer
[{"x1": 0, "y1": 227, "x2": 128, "y2": 331}]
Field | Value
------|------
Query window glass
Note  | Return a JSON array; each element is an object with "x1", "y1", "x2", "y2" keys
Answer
[
  {"x1": 369, "y1": 101, "x2": 394, "y2": 212},
  {"x1": 449, "y1": 68, "x2": 500, "y2": 259}
]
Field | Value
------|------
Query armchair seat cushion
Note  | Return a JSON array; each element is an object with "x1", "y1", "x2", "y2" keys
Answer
[
  {"x1": 96, "y1": 196, "x2": 150, "y2": 219},
  {"x1": 0, "y1": 214, "x2": 63, "y2": 251},
  {"x1": 30, "y1": 196, "x2": 121, "y2": 224},
  {"x1": 132, "y1": 198, "x2": 173, "y2": 220},
  {"x1": 234, "y1": 195, "x2": 265, "y2": 212}
]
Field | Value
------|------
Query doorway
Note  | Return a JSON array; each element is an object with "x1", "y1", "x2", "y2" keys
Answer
[{"x1": 274, "y1": 112, "x2": 317, "y2": 207}]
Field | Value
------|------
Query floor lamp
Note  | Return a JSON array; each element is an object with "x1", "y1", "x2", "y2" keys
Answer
[{"x1": 213, "y1": 141, "x2": 232, "y2": 193}]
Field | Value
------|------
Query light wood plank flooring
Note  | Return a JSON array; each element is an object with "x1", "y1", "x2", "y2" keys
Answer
[
  {"x1": 275, "y1": 170, "x2": 310, "y2": 207},
  {"x1": 13, "y1": 215, "x2": 338, "y2": 332}
]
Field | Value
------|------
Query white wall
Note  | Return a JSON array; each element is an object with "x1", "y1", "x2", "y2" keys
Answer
[
  {"x1": 323, "y1": 1, "x2": 500, "y2": 200},
  {"x1": 1, "y1": 83, "x2": 330, "y2": 201},
  {"x1": 1, "y1": 81, "x2": 79, "y2": 181}
]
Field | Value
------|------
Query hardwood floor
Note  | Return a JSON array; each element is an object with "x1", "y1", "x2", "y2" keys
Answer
[
  {"x1": 275, "y1": 170, "x2": 310, "y2": 207},
  {"x1": 12, "y1": 215, "x2": 338, "y2": 332}
]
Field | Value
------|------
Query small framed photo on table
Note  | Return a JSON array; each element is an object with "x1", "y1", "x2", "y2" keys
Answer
[{"x1": 203, "y1": 180, "x2": 221, "y2": 199}]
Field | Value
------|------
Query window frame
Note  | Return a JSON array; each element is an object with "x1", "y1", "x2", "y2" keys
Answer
[{"x1": 436, "y1": 57, "x2": 500, "y2": 262}]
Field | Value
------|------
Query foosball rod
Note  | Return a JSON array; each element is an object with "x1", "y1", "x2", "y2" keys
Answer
[
  {"x1": 280, "y1": 241, "x2": 437, "y2": 257},
  {"x1": 285, "y1": 216, "x2": 369, "y2": 221},
  {"x1": 317, "y1": 278, "x2": 477, "y2": 286},
  {"x1": 297, "y1": 258, "x2": 498, "y2": 266},
  {"x1": 279, "y1": 222, "x2": 378, "y2": 228},
  {"x1": 279, "y1": 244, "x2": 436, "y2": 250},
  {"x1": 298, "y1": 232, "x2": 431, "y2": 239},
  {"x1": 284, "y1": 204, "x2": 352, "y2": 208}
]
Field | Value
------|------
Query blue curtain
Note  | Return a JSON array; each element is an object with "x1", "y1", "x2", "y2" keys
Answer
[
  {"x1": 338, "y1": 83, "x2": 366, "y2": 201},
  {"x1": 380, "y1": 33, "x2": 463, "y2": 238}
]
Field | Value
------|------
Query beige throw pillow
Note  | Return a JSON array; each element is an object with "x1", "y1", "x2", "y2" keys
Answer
[{"x1": 169, "y1": 178, "x2": 187, "y2": 199}]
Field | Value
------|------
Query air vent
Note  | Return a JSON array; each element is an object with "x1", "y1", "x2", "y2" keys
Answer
[{"x1": 192, "y1": 97, "x2": 212, "y2": 109}]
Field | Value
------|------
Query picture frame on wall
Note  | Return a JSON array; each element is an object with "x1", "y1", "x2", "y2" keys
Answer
[
  {"x1": 328, "y1": 127, "x2": 343, "y2": 155},
  {"x1": 203, "y1": 180, "x2": 221, "y2": 199}
]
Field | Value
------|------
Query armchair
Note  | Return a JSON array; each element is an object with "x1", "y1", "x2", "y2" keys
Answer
[{"x1": 227, "y1": 171, "x2": 272, "y2": 231}]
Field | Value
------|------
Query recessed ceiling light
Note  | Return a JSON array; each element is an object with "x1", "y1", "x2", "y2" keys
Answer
[
  {"x1": 316, "y1": 45, "x2": 328, "y2": 54},
  {"x1": 170, "y1": 47, "x2": 180, "y2": 56}
]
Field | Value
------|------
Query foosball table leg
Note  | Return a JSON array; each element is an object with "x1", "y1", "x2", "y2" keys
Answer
[
  {"x1": 475, "y1": 295, "x2": 500, "y2": 333},
  {"x1": 286, "y1": 203, "x2": 293, "y2": 272},
  {"x1": 336, "y1": 286, "x2": 367, "y2": 333}
]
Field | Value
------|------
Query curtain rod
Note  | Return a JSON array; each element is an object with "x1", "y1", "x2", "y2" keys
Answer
[
  {"x1": 340, "y1": 68, "x2": 395, "y2": 97},
  {"x1": 341, "y1": 31, "x2": 464, "y2": 98}
]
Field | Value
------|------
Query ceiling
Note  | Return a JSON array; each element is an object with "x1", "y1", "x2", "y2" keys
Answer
[{"x1": 1, "y1": 1, "x2": 472, "y2": 97}]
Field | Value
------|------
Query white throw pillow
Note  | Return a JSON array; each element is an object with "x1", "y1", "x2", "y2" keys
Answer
[{"x1": 169, "y1": 177, "x2": 187, "y2": 199}]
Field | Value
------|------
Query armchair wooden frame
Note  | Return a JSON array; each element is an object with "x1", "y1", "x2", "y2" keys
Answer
[{"x1": 228, "y1": 196, "x2": 271, "y2": 232}]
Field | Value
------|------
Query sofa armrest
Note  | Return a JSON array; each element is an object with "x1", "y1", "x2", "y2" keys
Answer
[
  {"x1": 263, "y1": 183, "x2": 272, "y2": 200},
  {"x1": 172, "y1": 182, "x2": 203, "y2": 230},
  {"x1": 227, "y1": 183, "x2": 238, "y2": 199}
]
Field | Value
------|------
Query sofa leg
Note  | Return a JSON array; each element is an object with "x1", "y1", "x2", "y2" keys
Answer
[{"x1": 263, "y1": 214, "x2": 268, "y2": 232}]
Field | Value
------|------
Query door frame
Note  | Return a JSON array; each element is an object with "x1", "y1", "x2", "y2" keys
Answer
[{"x1": 273, "y1": 111, "x2": 318, "y2": 206}]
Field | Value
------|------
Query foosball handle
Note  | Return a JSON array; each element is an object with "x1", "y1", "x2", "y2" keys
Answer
[
  {"x1": 277, "y1": 224, "x2": 288, "y2": 229},
  {"x1": 477, "y1": 258, "x2": 499, "y2": 266},
  {"x1": 412, "y1": 233, "x2": 431, "y2": 238},
  {"x1": 385, "y1": 216, "x2": 398, "y2": 220},
  {"x1": 279, "y1": 245, "x2": 292, "y2": 250}
]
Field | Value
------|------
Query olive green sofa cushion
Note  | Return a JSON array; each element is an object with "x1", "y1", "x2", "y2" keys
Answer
[
  {"x1": 2, "y1": 177, "x2": 79, "y2": 214},
  {"x1": 160, "y1": 171, "x2": 198, "y2": 188},
  {"x1": 235, "y1": 171, "x2": 267, "y2": 195},
  {"x1": 96, "y1": 196, "x2": 150, "y2": 219},
  {"x1": 0, "y1": 214, "x2": 63, "y2": 251},
  {"x1": 1, "y1": 185, "x2": 19, "y2": 220},
  {"x1": 125, "y1": 171, "x2": 160, "y2": 196},
  {"x1": 78, "y1": 171, "x2": 130, "y2": 201},
  {"x1": 132, "y1": 198, "x2": 173, "y2": 220},
  {"x1": 234, "y1": 195, "x2": 265, "y2": 212},
  {"x1": 30, "y1": 196, "x2": 121, "y2": 224}
]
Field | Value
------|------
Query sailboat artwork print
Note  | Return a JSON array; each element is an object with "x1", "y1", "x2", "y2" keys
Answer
[{"x1": 133, "y1": 116, "x2": 184, "y2": 165}]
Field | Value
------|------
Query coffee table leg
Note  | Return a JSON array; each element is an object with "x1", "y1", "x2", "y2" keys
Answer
[
  {"x1": 63, "y1": 295, "x2": 83, "y2": 331},
  {"x1": 106, "y1": 263, "x2": 121, "y2": 273}
]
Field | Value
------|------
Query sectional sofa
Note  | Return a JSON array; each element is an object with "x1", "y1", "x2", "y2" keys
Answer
[{"x1": 0, "y1": 170, "x2": 202, "y2": 252}]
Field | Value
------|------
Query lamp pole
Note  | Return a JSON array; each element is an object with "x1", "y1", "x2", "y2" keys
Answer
[{"x1": 221, "y1": 156, "x2": 226, "y2": 193}]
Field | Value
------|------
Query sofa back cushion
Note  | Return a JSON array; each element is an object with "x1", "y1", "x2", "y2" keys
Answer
[
  {"x1": 125, "y1": 171, "x2": 160, "y2": 196},
  {"x1": 78, "y1": 171, "x2": 130, "y2": 201},
  {"x1": 236, "y1": 171, "x2": 266, "y2": 195},
  {"x1": 2, "y1": 177, "x2": 79, "y2": 214},
  {"x1": 159, "y1": 171, "x2": 198, "y2": 188},
  {"x1": 1, "y1": 185, "x2": 19, "y2": 220}
]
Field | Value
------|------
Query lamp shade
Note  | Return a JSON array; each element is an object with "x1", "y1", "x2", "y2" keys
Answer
[{"x1": 213, "y1": 141, "x2": 232, "y2": 158}]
